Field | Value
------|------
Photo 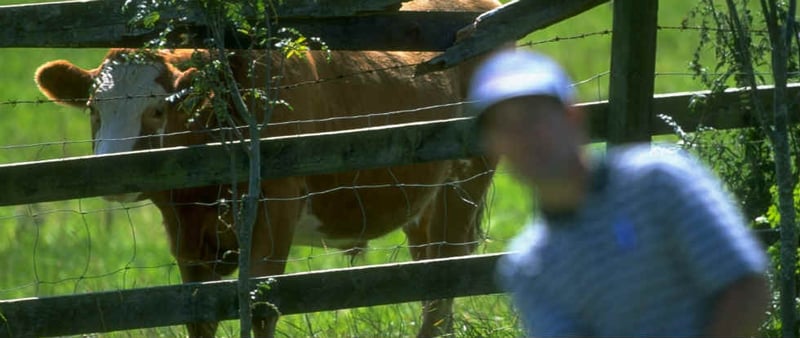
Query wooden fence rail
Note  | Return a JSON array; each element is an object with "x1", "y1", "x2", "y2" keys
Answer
[
  {"x1": 1, "y1": 1, "x2": 796, "y2": 336},
  {"x1": 0, "y1": 117, "x2": 481, "y2": 206},
  {"x1": 419, "y1": 0, "x2": 609, "y2": 73},
  {"x1": 0, "y1": 0, "x2": 611, "y2": 62},
  {"x1": 1, "y1": 83, "x2": 798, "y2": 207},
  {"x1": 0, "y1": 254, "x2": 503, "y2": 337},
  {"x1": 583, "y1": 83, "x2": 800, "y2": 140},
  {"x1": 0, "y1": 0, "x2": 475, "y2": 51}
]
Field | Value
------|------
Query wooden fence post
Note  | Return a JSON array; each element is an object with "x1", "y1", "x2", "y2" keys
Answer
[{"x1": 607, "y1": 0, "x2": 658, "y2": 144}]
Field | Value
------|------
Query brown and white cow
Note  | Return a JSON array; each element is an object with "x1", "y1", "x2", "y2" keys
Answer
[{"x1": 34, "y1": 1, "x2": 499, "y2": 336}]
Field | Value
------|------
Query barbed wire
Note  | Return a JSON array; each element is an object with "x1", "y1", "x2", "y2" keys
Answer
[
  {"x1": 0, "y1": 23, "x2": 783, "y2": 110},
  {"x1": 0, "y1": 27, "x2": 680, "y2": 110},
  {"x1": 518, "y1": 29, "x2": 612, "y2": 48},
  {"x1": 0, "y1": 23, "x2": 780, "y2": 314},
  {"x1": 657, "y1": 24, "x2": 770, "y2": 34},
  {"x1": 2, "y1": 68, "x2": 790, "y2": 156},
  {"x1": 516, "y1": 24, "x2": 773, "y2": 48},
  {"x1": 0, "y1": 99, "x2": 475, "y2": 155}
]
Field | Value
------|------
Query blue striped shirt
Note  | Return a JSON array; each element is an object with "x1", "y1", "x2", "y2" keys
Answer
[{"x1": 497, "y1": 145, "x2": 768, "y2": 337}]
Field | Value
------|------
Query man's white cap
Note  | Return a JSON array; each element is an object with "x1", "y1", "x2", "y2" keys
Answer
[{"x1": 468, "y1": 49, "x2": 575, "y2": 115}]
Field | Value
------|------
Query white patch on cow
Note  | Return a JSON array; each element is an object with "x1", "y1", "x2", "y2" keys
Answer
[
  {"x1": 92, "y1": 60, "x2": 167, "y2": 155},
  {"x1": 291, "y1": 200, "x2": 356, "y2": 248}
]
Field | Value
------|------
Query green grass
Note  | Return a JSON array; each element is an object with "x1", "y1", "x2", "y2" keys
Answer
[{"x1": 0, "y1": 0, "x2": 711, "y2": 336}]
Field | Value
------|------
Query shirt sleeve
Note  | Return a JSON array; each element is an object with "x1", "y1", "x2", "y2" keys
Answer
[
  {"x1": 500, "y1": 254, "x2": 589, "y2": 337},
  {"x1": 655, "y1": 152, "x2": 768, "y2": 296},
  {"x1": 497, "y1": 225, "x2": 589, "y2": 337}
]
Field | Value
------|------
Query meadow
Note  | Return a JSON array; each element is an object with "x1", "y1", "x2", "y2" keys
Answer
[{"x1": 0, "y1": 0, "x2": 713, "y2": 336}]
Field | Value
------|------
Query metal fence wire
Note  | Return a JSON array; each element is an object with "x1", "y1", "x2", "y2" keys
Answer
[{"x1": 0, "y1": 16, "x2": 796, "y2": 338}]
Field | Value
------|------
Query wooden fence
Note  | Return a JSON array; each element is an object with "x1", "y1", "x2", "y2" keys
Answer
[
  {"x1": 0, "y1": 0, "x2": 793, "y2": 336},
  {"x1": 0, "y1": 253, "x2": 502, "y2": 337},
  {"x1": 0, "y1": 82, "x2": 793, "y2": 336},
  {"x1": 2, "y1": 84, "x2": 799, "y2": 207}
]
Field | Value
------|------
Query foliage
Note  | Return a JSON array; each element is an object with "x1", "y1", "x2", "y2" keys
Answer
[
  {"x1": 766, "y1": 184, "x2": 800, "y2": 227},
  {"x1": 680, "y1": 0, "x2": 800, "y2": 336},
  {"x1": 251, "y1": 277, "x2": 282, "y2": 319},
  {"x1": 681, "y1": 0, "x2": 800, "y2": 226},
  {"x1": 683, "y1": 1, "x2": 770, "y2": 224}
]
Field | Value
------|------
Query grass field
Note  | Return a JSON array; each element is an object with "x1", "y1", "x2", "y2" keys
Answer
[{"x1": 0, "y1": 0, "x2": 714, "y2": 336}]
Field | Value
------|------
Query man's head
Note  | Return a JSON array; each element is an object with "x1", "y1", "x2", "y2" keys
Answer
[
  {"x1": 469, "y1": 49, "x2": 574, "y2": 114},
  {"x1": 468, "y1": 49, "x2": 586, "y2": 185}
]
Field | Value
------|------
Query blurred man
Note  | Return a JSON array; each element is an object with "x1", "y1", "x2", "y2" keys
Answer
[{"x1": 469, "y1": 49, "x2": 770, "y2": 337}]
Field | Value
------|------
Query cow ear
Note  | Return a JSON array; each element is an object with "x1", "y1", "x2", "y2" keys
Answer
[
  {"x1": 35, "y1": 60, "x2": 95, "y2": 108},
  {"x1": 163, "y1": 68, "x2": 198, "y2": 107},
  {"x1": 174, "y1": 67, "x2": 198, "y2": 91}
]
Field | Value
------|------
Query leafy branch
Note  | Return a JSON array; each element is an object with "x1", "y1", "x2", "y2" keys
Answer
[{"x1": 683, "y1": 1, "x2": 799, "y2": 336}]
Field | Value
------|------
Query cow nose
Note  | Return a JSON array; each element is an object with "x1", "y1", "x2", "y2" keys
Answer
[{"x1": 93, "y1": 113, "x2": 142, "y2": 154}]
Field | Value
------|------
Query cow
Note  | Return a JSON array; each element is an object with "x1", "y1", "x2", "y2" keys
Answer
[{"x1": 34, "y1": 0, "x2": 499, "y2": 336}]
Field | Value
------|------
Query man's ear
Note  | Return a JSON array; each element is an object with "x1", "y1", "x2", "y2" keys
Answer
[
  {"x1": 564, "y1": 104, "x2": 584, "y2": 125},
  {"x1": 35, "y1": 60, "x2": 96, "y2": 108},
  {"x1": 565, "y1": 104, "x2": 589, "y2": 141}
]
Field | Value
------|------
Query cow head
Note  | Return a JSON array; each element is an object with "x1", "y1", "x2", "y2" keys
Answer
[{"x1": 35, "y1": 49, "x2": 197, "y2": 202}]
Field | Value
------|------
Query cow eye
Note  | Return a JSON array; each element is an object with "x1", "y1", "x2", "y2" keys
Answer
[{"x1": 152, "y1": 108, "x2": 165, "y2": 118}]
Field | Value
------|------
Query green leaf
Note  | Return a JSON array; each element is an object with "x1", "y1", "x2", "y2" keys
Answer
[{"x1": 142, "y1": 11, "x2": 161, "y2": 29}]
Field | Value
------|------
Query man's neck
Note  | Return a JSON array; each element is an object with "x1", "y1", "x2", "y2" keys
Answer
[{"x1": 535, "y1": 156, "x2": 591, "y2": 216}]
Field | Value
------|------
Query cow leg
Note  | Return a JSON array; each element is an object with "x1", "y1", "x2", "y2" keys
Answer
[
  {"x1": 249, "y1": 185, "x2": 302, "y2": 338},
  {"x1": 179, "y1": 264, "x2": 222, "y2": 337},
  {"x1": 406, "y1": 199, "x2": 458, "y2": 338},
  {"x1": 156, "y1": 201, "x2": 236, "y2": 338},
  {"x1": 404, "y1": 158, "x2": 496, "y2": 338}
]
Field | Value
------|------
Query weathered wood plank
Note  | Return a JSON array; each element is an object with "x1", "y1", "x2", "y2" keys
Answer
[
  {"x1": 0, "y1": 118, "x2": 483, "y2": 207},
  {"x1": 417, "y1": 0, "x2": 610, "y2": 73},
  {"x1": 1, "y1": 84, "x2": 798, "y2": 207},
  {"x1": 0, "y1": 253, "x2": 504, "y2": 337},
  {"x1": 269, "y1": 12, "x2": 480, "y2": 51},
  {"x1": 272, "y1": 0, "x2": 409, "y2": 17},
  {"x1": 580, "y1": 83, "x2": 800, "y2": 141},
  {"x1": 0, "y1": 0, "x2": 478, "y2": 50},
  {"x1": 606, "y1": 0, "x2": 659, "y2": 144}
]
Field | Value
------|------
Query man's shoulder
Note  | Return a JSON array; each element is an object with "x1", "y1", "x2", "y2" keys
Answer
[{"x1": 606, "y1": 144, "x2": 704, "y2": 183}]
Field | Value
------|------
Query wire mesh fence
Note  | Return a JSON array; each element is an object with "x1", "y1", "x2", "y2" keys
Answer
[
  {"x1": 0, "y1": 42, "x2": 526, "y2": 337},
  {"x1": 0, "y1": 26, "x2": 548, "y2": 331},
  {"x1": 0, "y1": 12, "x2": 794, "y2": 336}
]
